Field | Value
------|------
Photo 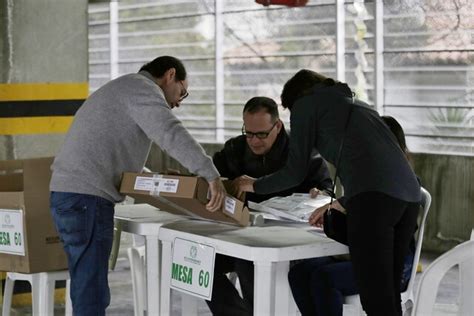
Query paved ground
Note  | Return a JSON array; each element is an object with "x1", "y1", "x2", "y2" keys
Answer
[{"x1": 4, "y1": 232, "x2": 462, "y2": 315}]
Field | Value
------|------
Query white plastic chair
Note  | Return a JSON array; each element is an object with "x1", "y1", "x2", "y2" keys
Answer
[
  {"x1": 2, "y1": 270, "x2": 72, "y2": 316},
  {"x1": 343, "y1": 187, "x2": 432, "y2": 316},
  {"x1": 127, "y1": 241, "x2": 199, "y2": 316},
  {"x1": 413, "y1": 235, "x2": 474, "y2": 315}
]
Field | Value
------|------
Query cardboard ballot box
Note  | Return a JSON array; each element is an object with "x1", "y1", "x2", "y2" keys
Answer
[
  {"x1": 0, "y1": 157, "x2": 68, "y2": 273},
  {"x1": 120, "y1": 173, "x2": 250, "y2": 226}
]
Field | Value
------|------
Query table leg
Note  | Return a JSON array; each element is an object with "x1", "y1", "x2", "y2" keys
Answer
[
  {"x1": 160, "y1": 241, "x2": 173, "y2": 316},
  {"x1": 146, "y1": 235, "x2": 160, "y2": 316},
  {"x1": 254, "y1": 261, "x2": 274, "y2": 316},
  {"x1": 274, "y1": 261, "x2": 297, "y2": 316}
]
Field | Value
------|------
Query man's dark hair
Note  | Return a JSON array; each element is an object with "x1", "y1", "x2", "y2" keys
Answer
[
  {"x1": 281, "y1": 69, "x2": 336, "y2": 110},
  {"x1": 243, "y1": 96, "x2": 279, "y2": 122},
  {"x1": 139, "y1": 56, "x2": 187, "y2": 81}
]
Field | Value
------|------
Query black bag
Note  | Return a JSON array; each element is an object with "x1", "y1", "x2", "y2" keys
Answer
[{"x1": 323, "y1": 208, "x2": 348, "y2": 245}]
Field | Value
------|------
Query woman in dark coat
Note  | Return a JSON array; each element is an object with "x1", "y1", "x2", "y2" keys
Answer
[{"x1": 235, "y1": 70, "x2": 421, "y2": 316}]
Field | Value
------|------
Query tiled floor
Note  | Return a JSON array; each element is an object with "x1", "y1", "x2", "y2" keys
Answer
[{"x1": 4, "y1": 233, "x2": 463, "y2": 315}]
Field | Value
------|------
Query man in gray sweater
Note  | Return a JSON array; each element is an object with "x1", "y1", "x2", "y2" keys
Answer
[{"x1": 50, "y1": 56, "x2": 226, "y2": 316}]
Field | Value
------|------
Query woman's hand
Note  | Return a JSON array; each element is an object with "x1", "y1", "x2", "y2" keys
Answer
[
  {"x1": 231, "y1": 175, "x2": 256, "y2": 200},
  {"x1": 308, "y1": 200, "x2": 346, "y2": 227},
  {"x1": 329, "y1": 200, "x2": 345, "y2": 213},
  {"x1": 308, "y1": 203, "x2": 330, "y2": 227}
]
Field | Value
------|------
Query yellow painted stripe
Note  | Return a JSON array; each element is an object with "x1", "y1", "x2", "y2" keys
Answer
[
  {"x1": 0, "y1": 83, "x2": 88, "y2": 101},
  {"x1": 0, "y1": 117, "x2": 74, "y2": 135},
  {"x1": 1, "y1": 288, "x2": 66, "y2": 306}
]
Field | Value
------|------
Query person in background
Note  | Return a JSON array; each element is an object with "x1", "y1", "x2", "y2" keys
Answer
[
  {"x1": 288, "y1": 115, "x2": 419, "y2": 316},
  {"x1": 49, "y1": 56, "x2": 226, "y2": 316},
  {"x1": 234, "y1": 70, "x2": 421, "y2": 316},
  {"x1": 207, "y1": 96, "x2": 332, "y2": 316}
]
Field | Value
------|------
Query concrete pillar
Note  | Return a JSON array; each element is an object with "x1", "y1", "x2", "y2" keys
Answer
[{"x1": 0, "y1": 0, "x2": 89, "y2": 160}]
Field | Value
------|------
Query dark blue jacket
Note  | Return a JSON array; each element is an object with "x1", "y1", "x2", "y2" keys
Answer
[{"x1": 213, "y1": 125, "x2": 332, "y2": 203}]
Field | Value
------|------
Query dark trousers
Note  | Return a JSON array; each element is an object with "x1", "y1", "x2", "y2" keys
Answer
[
  {"x1": 288, "y1": 257, "x2": 358, "y2": 316},
  {"x1": 346, "y1": 191, "x2": 419, "y2": 316},
  {"x1": 206, "y1": 254, "x2": 254, "y2": 316}
]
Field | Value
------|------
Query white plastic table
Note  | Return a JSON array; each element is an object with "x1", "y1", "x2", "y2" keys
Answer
[
  {"x1": 158, "y1": 219, "x2": 349, "y2": 316},
  {"x1": 114, "y1": 204, "x2": 188, "y2": 316}
]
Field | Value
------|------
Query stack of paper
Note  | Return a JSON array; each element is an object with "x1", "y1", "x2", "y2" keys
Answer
[{"x1": 248, "y1": 193, "x2": 332, "y2": 222}]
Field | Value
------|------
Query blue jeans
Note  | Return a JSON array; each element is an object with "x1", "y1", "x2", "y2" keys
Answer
[{"x1": 50, "y1": 192, "x2": 115, "y2": 316}]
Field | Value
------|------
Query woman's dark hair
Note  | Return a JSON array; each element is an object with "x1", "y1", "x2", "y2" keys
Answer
[
  {"x1": 243, "y1": 96, "x2": 279, "y2": 122},
  {"x1": 139, "y1": 56, "x2": 187, "y2": 81},
  {"x1": 382, "y1": 115, "x2": 411, "y2": 161},
  {"x1": 281, "y1": 69, "x2": 336, "y2": 110}
]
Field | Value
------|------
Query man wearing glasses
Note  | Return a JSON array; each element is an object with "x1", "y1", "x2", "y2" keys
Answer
[
  {"x1": 49, "y1": 56, "x2": 226, "y2": 316},
  {"x1": 207, "y1": 96, "x2": 332, "y2": 316}
]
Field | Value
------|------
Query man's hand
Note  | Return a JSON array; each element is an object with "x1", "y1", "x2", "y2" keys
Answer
[
  {"x1": 308, "y1": 200, "x2": 346, "y2": 227},
  {"x1": 232, "y1": 175, "x2": 256, "y2": 200},
  {"x1": 309, "y1": 188, "x2": 320, "y2": 198},
  {"x1": 206, "y1": 178, "x2": 226, "y2": 212}
]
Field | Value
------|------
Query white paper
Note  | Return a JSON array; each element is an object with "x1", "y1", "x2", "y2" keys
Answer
[{"x1": 248, "y1": 193, "x2": 331, "y2": 222}]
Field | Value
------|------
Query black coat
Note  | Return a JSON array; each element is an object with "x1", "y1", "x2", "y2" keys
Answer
[{"x1": 213, "y1": 125, "x2": 332, "y2": 203}]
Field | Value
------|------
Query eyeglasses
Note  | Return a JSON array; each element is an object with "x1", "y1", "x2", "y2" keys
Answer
[
  {"x1": 178, "y1": 81, "x2": 189, "y2": 102},
  {"x1": 242, "y1": 121, "x2": 278, "y2": 139}
]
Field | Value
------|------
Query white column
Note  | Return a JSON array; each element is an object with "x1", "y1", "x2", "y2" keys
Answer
[
  {"x1": 109, "y1": 0, "x2": 119, "y2": 80},
  {"x1": 336, "y1": 0, "x2": 346, "y2": 82},
  {"x1": 215, "y1": 0, "x2": 225, "y2": 142},
  {"x1": 146, "y1": 235, "x2": 161, "y2": 316},
  {"x1": 375, "y1": 0, "x2": 384, "y2": 114}
]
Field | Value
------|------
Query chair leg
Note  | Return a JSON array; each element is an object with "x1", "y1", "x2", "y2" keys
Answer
[
  {"x1": 128, "y1": 247, "x2": 142, "y2": 316},
  {"x1": 402, "y1": 299, "x2": 413, "y2": 316},
  {"x1": 39, "y1": 272, "x2": 56, "y2": 316},
  {"x1": 138, "y1": 249, "x2": 147, "y2": 315},
  {"x1": 2, "y1": 275, "x2": 14, "y2": 316},
  {"x1": 31, "y1": 274, "x2": 42, "y2": 316},
  {"x1": 460, "y1": 256, "x2": 474, "y2": 315},
  {"x1": 65, "y1": 279, "x2": 73, "y2": 316}
]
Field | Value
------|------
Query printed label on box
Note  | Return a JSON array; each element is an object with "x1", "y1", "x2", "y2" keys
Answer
[
  {"x1": 224, "y1": 197, "x2": 236, "y2": 215},
  {"x1": 134, "y1": 176, "x2": 179, "y2": 193},
  {"x1": 171, "y1": 238, "x2": 216, "y2": 300},
  {"x1": 154, "y1": 178, "x2": 179, "y2": 193},
  {"x1": 0, "y1": 209, "x2": 25, "y2": 256},
  {"x1": 134, "y1": 177, "x2": 156, "y2": 191}
]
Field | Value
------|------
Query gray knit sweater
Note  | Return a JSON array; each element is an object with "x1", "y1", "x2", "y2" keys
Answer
[{"x1": 50, "y1": 71, "x2": 219, "y2": 202}]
